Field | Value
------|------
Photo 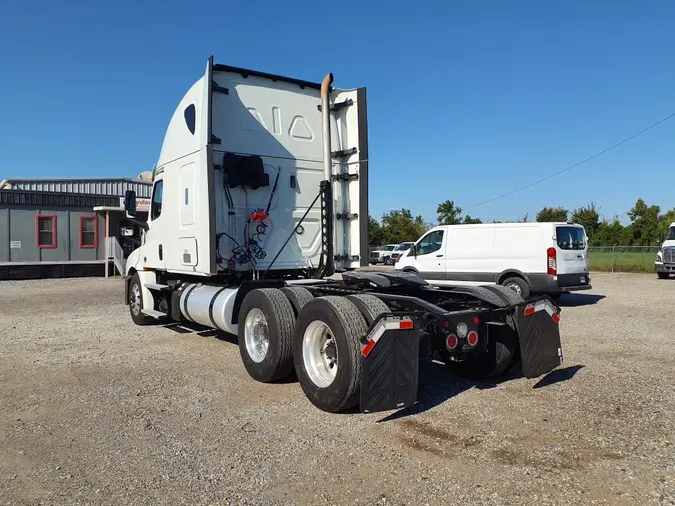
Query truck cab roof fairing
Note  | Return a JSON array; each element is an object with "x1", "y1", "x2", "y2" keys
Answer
[{"x1": 156, "y1": 61, "x2": 211, "y2": 169}]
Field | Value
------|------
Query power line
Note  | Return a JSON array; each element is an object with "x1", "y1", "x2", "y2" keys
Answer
[{"x1": 465, "y1": 111, "x2": 675, "y2": 211}]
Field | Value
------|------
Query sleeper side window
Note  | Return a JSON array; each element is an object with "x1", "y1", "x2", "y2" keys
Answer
[
  {"x1": 151, "y1": 180, "x2": 164, "y2": 220},
  {"x1": 416, "y1": 230, "x2": 444, "y2": 256}
]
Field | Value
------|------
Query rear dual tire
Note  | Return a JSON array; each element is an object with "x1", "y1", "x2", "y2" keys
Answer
[
  {"x1": 237, "y1": 289, "x2": 391, "y2": 413},
  {"x1": 292, "y1": 297, "x2": 368, "y2": 413},
  {"x1": 441, "y1": 325, "x2": 516, "y2": 380},
  {"x1": 237, "y1": 288, "x2": 296, "y2": 383},
  {"x1": 440, "y1": 284, "x2": 522, "y2": 380}
]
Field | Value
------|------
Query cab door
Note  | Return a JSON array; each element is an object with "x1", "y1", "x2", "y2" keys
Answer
[
  {"x1": 142, "y1": 177, "x2": 167, "y2": 270},
  {"x1": 413, "y1": 228, "x2": 446, "y2": 282}
]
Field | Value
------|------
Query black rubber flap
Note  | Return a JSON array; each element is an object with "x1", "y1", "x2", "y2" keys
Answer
[
  {"x1": 514, "y1": 297, "x2": 564, "y2": 378},
  {"x1": 360, "y1": 315, "x2": 420, "y2": 413}
]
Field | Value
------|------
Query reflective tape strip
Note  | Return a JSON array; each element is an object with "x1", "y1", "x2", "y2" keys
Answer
[
  {"x1": 524, "y1": 300, "x2": 560, "y2": 323},
  {"x1": 361, "y1": 317, "x2": 414, "y2": 357}
]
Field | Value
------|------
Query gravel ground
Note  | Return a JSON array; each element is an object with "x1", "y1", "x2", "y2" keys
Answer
[{"x1": 1, "y1": 272, "x2": 674, "y2": 506}]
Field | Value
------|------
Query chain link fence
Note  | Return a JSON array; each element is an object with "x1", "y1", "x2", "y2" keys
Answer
[{"x1": 588, "y1": 245, "x2": 660, "y2": 273}]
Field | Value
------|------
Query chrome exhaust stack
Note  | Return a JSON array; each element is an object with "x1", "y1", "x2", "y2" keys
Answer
[{"x1": 320, "y1": 73, "x2": 334, "y2": 181}]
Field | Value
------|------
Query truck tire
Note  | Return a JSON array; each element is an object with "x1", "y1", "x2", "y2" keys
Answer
[
  {"x1": 481, "y1": 285, "x2": 524, "y2": 373},
  {"x1": 280, "y1": 286, "x2": 314, "y2": 316},
  {"x1": 483, "y1": 284, "x2": 525, "y2": 306},
  {"x1": 501, "y1": 276, "x2": 530, "y2": 299},
  {"x1": 444, "y1": 324, "x2": 516, "y2": 380},
  {"x1": 452, "y1": 285, "x2": 511, "y2": 310},
  {"x1": 128, "y1": 272, "x2": 153, "y2": 326},
  {"x1": 345, "y1": 294, "x2": 390, "y2": 325},
  {"x1": 658, "y1": 272, "x2": 669, "y2": 279},
  {"x1": 237, "y1": 288, "x2": 296, "y2": 383},
  {"x1": 293, "y1": 296, "x2": 367, "y2": 413}
]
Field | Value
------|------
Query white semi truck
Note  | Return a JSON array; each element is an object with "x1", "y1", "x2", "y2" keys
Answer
[
  {"x1": 656, "y1": 222, "x2": 675, "y2": 279},
  {"x1": 122, "y1": 56, "x2": 565, "y2": 413}
]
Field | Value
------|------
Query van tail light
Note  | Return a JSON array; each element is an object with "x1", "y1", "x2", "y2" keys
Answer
[{"x1": 547, "y1": 247, "x2": 557, "y2": 275}]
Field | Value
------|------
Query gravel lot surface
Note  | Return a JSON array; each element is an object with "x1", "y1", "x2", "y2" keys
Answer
[{"x1": 1, "y1": 272, "x2": 674, "y2": 505}]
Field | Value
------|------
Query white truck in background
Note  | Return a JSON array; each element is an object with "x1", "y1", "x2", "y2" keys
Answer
[
  {"x1": 656, "y1": 222, "x2": 675, "y2": 279},
  {"x1": 121, "y1": 56, "x2": 566, "y2": 414},
  {"x1": 394, "y1": 222, "x2": 591, "y2": 299}
]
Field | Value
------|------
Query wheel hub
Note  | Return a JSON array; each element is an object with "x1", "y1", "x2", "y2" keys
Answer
[
  {"x1": 506, "y1": 282, "x2": 521, "y2": 294},
  {"x1": 303, "y1": 321, "x2": 338, "y2": 388},
  {"x1": 244, "y1": 308, "x2": 269, "y2": 363},
  {"x1": 130, "y1": 284, "x2": 141, "y2": 316}
]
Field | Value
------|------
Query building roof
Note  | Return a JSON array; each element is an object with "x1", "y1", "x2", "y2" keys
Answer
[
  {"x1": 0, "y1": 189, "x2": 122, "y2": 208},
  {"x1": 0, "y1": 177, "x2": 152, "y2": 198}
]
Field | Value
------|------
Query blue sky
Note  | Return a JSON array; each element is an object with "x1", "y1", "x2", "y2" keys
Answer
[{"x1": 1, "y1": 0, "x2": 674, "y2": 224}]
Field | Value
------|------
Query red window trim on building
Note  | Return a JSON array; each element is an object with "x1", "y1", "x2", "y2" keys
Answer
[
  {"x1": 35, "y1": 214, "x2": 57, "y2": 249},
  {"x1": 79, "y1": 215, "x2": 99, "y2": 249}
]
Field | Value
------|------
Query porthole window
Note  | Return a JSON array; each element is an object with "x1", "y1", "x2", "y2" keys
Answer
[{"x1": 184, "y1": 104, "x2": 196, "y2": 135}]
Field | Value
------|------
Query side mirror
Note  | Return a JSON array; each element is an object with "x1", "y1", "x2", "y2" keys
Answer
[
  {"x1": 412, "y1": 245, "x2": 418, "y2": 258},
  {"x1": 124, "y1": 190, "x2": 137, "y2": 218},
  {"x1": 660, "y1": 231, "x2": 665, "y2": 243}
]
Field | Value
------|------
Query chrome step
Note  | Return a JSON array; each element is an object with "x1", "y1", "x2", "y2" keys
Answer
[
  {"x1": 146, "y1": 283, "x2": 170, "y2": 290},
  {"x1": 142, "y1": 309, "x2": 168, "y2": 319}
]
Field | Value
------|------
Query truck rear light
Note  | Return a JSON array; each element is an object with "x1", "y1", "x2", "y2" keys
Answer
[
  {"x1": 446, "y1": 334, "x2": 458, "y2": 350},
  {"x1": 467, "y1": 331, "x2": 478, "y2": 346},
  {"x1": 399, "y1": 319, "x2": 414, "y2": 330},
  {"x1": 547, "y1": 247, "x2": 557, "y2": 275}
]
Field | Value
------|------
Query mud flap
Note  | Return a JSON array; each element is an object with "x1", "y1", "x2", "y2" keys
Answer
[
  {"x1": 359, "y1": 314, "x2": 420, "y2": 413},
  {"x1": 514, "y1": 297, "x2": 563, "y2": 378}
]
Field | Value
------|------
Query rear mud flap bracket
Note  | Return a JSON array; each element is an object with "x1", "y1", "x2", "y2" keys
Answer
[
  {"x1": 514, "y1": 297, "x2": 564, "y2": 378},
  {"x1": 360, "y1": 314, "x2": 420, "y2": 413}
]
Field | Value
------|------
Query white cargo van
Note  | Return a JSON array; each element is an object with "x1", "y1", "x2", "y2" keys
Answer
[{"x1": 394, "y1": 222, "x2": 591, "y2": 298}]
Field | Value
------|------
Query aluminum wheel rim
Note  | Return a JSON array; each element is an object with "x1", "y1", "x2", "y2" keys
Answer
[
  {"x1": 130, "y1": 283, "x2": 142, "y2": 316},
  {"x1": 302, "y1": 321, "x2": 338, "y2": 388},
  {"x1": 245, "y1": 308, "x2": 269, "y2": 363},
  {"x1": 506, "y1": 282, "x2": 522, "y2": 295}
]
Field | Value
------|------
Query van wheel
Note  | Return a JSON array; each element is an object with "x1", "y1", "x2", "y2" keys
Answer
[
  {"x1": 129, "y1": 272, "x2": 153, "y2": 326},
  {"x1": 501, "y1": 276, "x2": 530, "y2": 299}
]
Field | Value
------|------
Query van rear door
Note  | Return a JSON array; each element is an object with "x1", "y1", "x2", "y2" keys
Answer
[{"x1": 554, "y1": 224, "x2": 589, "y2": 285}]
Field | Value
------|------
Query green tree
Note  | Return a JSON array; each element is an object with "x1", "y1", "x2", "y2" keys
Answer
[
  {"x1": 594, "y1": 215, "x2": 630, "y2": 246},
  {"x1": 627, "y1": 198, "x2": 660, "y2": 245},
  {"x1": 368, "y1": 215, "x2": 385, "y2": 246},
  {"x1": 462, "y1": 215, "x2": 483, "y2": 224},
  {"x1": 437, "y1": 200, "x2": 484, "y2": 225},
  {"x1": 571, "y1": 202, "x2": 600, "y2": 244},
  {"x1": 536, "y1": 206, "x2": 569, "y2": 222},
  {"x1": 436, "y1": 200, "x2": 464, "y2": 225},
  {"x1": 382, "y1": 209, "x2": 429, "y2": 243}
]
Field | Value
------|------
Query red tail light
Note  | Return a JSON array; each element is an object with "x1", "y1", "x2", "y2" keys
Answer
[
  {"x1": 547, "y1": 247, "x2": 557, "y2": 275},
  {"x1": 446, "y1": 334, "x2": 458, "y2": 350},
  {"x1": 467, "y1": 331, "x2": 479, "y2": 347}
]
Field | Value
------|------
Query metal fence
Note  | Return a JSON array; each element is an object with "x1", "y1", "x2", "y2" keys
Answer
[{"x1": 588, "y1": 245, "x2": 660, "y2": 273}]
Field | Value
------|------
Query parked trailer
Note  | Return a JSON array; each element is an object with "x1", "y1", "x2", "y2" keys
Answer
[{"x1": 122, "y1": 57, "x2": 564, "y2": 413}]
